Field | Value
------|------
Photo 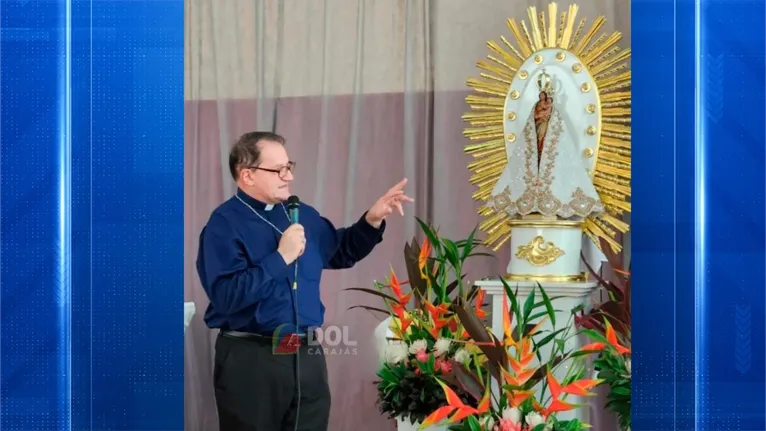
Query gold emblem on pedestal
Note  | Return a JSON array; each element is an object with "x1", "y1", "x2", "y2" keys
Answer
[
  {"x1": 515, "y1": 236, "x2": 565, "y2": 266},
  {"x1": 463, "y1": 2, "x2": 632, "y2": 254}
]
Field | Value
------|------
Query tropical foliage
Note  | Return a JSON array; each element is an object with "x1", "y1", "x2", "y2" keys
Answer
[
  {"x1": 580, "y1": 320, "x2": 631, "y2": 431},
  {"x1": 420, "y1": 280, "x2": 601, "y2": 431},
  {"x1": 348, "y1": 219, "x2": 491, "y2": 425},
  {"x1": 576, "y1": 240, "x2": 632, "y2": 430}
]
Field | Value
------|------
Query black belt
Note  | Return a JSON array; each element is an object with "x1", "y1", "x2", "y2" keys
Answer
[{"x1": 220, "y1": 330, "x2": 314, "y2": 341}]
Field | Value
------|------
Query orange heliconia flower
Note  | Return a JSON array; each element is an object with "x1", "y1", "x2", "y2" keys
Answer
[
  {"x1": 390, "y1": 303, "x2": 412, "y2": 333},
  {"x1": 418, "y1": 236, "x2": 432, "y2": 278},
  {"x1": 542, "y1": 369, "x2": 602, "y2": 417},
  {"x1": 580, "y1": 320, "x2": 631, "y2": 355},
  {"x1": 502, "y1": 297, "x2": 515, "y2": 348},
  {"x1": 388, "y1": 269, "x2": 412, "y2": 305},
  {"x1": 424, "y1": 300, "x2": 450, "y2": 338},
  {"x1": 474, "y1": 288, "x2": 488, "y2": 319},
  {"x1": 420, "y1": 380, "x2": 480, "y2": 427}
]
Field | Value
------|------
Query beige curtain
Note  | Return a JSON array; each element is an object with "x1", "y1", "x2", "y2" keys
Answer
[{"x1": 184, "y1": 1, "x2": 630, "y2": 430}]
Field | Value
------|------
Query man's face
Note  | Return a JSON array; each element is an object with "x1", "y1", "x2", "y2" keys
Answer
[{"x1": 241, "y1": 140, "x2": 294, "y2": 203}]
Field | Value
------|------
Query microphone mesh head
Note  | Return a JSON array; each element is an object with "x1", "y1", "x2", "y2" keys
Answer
[{"x1": 287, "y1": 195, "x2": 300, "y2": 209}]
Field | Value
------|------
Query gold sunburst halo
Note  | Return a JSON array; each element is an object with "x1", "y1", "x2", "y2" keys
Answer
[{"x1": 464, "y1": 2, "x2": 631, "y2": 253}]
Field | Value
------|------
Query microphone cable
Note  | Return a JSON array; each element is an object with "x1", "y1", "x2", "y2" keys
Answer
[
  {"x1": 292, "y1": 262, "x2": 301, "y2": 431},
  {"x1": 287, "y1": 196, "x2": 301, "y2": 431}
]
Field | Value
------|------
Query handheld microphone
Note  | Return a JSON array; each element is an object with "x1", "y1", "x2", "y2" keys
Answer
[
  {"x1": 286, "y1": 194, "x2": 303, "y2": 431},
  {"x1": 287, "y1": 195, "x2": 301, "y2": 293},
  {"x1": 287, "y1": 195, "x2": 300, "y2": 224}
]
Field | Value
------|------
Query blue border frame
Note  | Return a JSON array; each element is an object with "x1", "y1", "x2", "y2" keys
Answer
[
  {"x1": 633, "y1": 0, "x2": 766, "y2": 429},
  {"x1": 1, "y1": 0, "x2": 184, "y2": 429}
]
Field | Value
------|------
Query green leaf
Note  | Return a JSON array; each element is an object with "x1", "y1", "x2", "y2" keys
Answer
[
  {"x1": 442, "y1": 238, "x2": 461, "y2": 268},
  {"x1": 415, "y1": 217, "x2": 441, "y2": 253},
  {"x1": 500, "y1": 277, "x2": 522, "y2": 324},
  {"x1": 522, "y1": 287, "x2": 536, "y2": 323},
  {"x1": 527, "y1": 310, "x2": 550, "y2": 322},
  {"x1": 554, "y1": 339, "x2": 566, "y2": 353},
  {"x1": 427, "y1": 353, "x2": 436, "y2": 373},
  {"x1": 466, "y1": 415, "x2": 483, "y2": 431},
  {"x1": 537, "y1": 283, "x2": 557, "y2": 327},
  {"x1": 569, "y1": 349, "x2": 599, "y2": 359},
  {"x1": 535, "y1": 328, "x2": 566, "y2": 349},
  {"x1": 461, "y1": 225, "x2": 479, "y2": 260},
  {"x1": 611, "y1": 386, "x2": 631, "y2": 396}
]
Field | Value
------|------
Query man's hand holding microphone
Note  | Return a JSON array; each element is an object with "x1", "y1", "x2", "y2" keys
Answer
[{"x1": 278, "y1": 224, "x2": 305, "y2": 265}]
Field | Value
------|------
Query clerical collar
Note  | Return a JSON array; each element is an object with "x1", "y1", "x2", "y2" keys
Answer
[{"x1": 235, "y1": 188, "x2": 278, "y2": 211}]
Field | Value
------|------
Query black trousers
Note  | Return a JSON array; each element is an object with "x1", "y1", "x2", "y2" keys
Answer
[{"x1": 213, "y1": 333, "x2": 331, "y2": 431}]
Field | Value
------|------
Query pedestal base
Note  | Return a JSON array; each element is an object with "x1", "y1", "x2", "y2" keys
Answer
[{"x1": 475, "y1": 278, "x2": 597, "y2": 424}]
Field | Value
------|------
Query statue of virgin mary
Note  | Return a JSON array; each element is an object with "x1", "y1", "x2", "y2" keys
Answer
[{"x1": 489, "y1": 70, "x2": 604, "y2": 221}]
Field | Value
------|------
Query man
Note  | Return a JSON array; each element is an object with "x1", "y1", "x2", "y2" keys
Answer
[{"x1": 196, "y1": 131, "x2": 413, "y2": 431}]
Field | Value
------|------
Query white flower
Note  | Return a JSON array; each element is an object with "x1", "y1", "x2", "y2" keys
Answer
[
  {"x1": 434, "y1": 338, "x2": 452, "y2": 357},
  {"x1": 385, "y1": 342, "x2": 408, "y2": 364},
  {"x1": 453, "y1": 348, "x2": 470, "y2": 363},
  {"x1": 624, "y1": 358, "x2": 631, "y2": 377},
  {"x1": 409, "y1": 339, "x2": 427, "y2": 354},
  {"x1": 526, "y1": 412, "x2": 545, "y2": 427},
  {"x1": 484, "y1": 417, "x2": 495, "y2": 430},
  {"x1": 502, "y1": 407, "x2": 521, "y2": 424}
]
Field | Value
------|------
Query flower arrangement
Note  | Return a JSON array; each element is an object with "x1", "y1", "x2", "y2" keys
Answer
[
  {"x1": 419, "y1": 279, "x2": 602, "y2": 431},
  {"x1": 347, "y1": 220, "x2": 492, "y2": 426},
  {"x1": 580, "y1": 320, "x2": 631, "y2": 431},
  {"x1": 373, "y1": 267, "x2": 484, "y2": 425},
  {"x1": 576, "y1": 240, "x2": 631, "y2": 430}
]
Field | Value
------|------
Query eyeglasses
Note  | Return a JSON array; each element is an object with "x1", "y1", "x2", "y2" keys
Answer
[{"x1": 247, "y1": 161, "x2": 296, "y2": 180}]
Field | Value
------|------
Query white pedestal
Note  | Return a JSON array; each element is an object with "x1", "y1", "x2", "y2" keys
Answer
[
  {"x1": 507, "y1": 221, "x2": 584, "y2": 278},
  {"x1": 184, "y1": 302, "x2": 196, "y2": 335},
  {"x1": 475, "y1": 279, "x2": 597, "y2": 424},
  {"x1": 374, "y1": 316, "x2": 394, "y2": 364}
]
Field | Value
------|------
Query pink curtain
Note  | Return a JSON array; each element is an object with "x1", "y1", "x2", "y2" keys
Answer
[{"x1": 184, "y1": 1, "x2": 630, "y2": 430}]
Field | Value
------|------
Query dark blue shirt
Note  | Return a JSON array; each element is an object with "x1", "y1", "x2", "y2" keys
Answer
[{"x1": 196, "y1": 188, "x2": 385, "y2": 335}]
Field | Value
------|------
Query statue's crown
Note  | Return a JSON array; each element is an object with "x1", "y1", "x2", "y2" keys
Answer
[{"x1": 537, "y1": 69, "x2": 555, "y2": 96}]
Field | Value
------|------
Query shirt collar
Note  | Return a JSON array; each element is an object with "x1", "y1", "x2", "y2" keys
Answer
[{"x1": 236, "y1": 188, "x2": 278, "y2": 211}]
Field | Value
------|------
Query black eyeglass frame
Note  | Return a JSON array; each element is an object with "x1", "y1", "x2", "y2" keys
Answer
[{"x1": 246, "y1": 161, "x2": 296, "y2": 180}]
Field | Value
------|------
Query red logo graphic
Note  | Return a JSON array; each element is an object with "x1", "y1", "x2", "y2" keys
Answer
[{"x1": 272, "y1": 328, "x2": 302, "y2": 355}]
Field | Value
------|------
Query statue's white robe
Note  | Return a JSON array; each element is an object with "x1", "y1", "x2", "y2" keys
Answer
[{"x1": 489, "y1": 105, "x2": 604, "y2": 220}]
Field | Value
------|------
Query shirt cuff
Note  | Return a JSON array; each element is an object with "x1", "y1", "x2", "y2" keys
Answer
[
  {"x1": 261, "y1": 250, "x2": 289, "y2": 280},
  {"x1": 357, "y1": 211, "x2": 386, "y2": 239}
]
